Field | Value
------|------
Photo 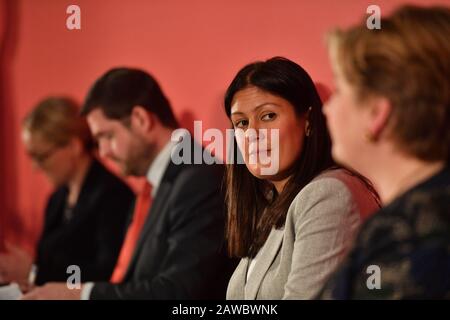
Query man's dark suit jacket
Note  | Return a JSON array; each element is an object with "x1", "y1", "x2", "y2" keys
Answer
[
  {"x1": 34, "y1": 159, "x2": 134, "y2": 285},
  {"x1": 90, "y1": 157, "x2": 236, "y2": 299}
]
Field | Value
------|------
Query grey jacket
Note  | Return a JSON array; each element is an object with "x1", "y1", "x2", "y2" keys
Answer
[{"x1": 226, "y1": 169, "x2": 380, "y2": 300}]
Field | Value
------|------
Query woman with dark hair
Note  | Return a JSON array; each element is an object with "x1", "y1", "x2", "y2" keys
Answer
[{"x1": 224, "y1": 57, "x2": 380, "y2": 299}]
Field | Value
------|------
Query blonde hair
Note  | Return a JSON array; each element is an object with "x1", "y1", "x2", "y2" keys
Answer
[
  {"x1": 23, "y1": 97, "x2": 94, "y2": 151},
  {"x1": 327, "y1": 5, "x2": 450, "y2": 162}
]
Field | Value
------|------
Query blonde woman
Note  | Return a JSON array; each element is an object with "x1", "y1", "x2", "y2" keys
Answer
[
  {"x1": 0, "y1": 97, "x2": 133, "y2": 289},
  {"x1": 320, "y1": 5, "x2": 450, "y2": 299}
]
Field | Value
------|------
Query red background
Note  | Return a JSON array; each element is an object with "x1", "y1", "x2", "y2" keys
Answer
[{"x1": 0, "y1": 0, "x2": 445, "y2": 255}]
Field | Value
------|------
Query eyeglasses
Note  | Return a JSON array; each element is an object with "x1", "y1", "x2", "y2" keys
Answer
[{"x1": 28, "y1": 145, "x2": 62, "y2": 165}]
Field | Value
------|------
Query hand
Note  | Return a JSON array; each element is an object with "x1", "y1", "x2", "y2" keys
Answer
[
  {"x1": 20, "y1": 282, "x2": 35, "y2": 294},
  {"x1": 0, "y1": 242, "x2": 33, "y2": 284},
  {"x1": 21, "y1": 283, "x2": 83, "y2": 300}
]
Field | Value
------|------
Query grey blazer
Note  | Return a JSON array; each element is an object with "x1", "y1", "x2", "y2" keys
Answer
[{"x1": 226, "y1": 169, "x2": 380, "y2": 300}]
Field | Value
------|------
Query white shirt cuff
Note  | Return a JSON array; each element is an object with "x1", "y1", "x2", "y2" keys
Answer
[
  {"x1": 80, "y1": 282, "x2": 94, "y2": 300},
  {"x1": 28, "y1": 264, "x2": 37, "y2": 285}
]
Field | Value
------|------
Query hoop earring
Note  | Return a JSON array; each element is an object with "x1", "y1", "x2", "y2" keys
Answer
[{"x1": 305, "y1": 122, "x2": 311, "y2": 137}]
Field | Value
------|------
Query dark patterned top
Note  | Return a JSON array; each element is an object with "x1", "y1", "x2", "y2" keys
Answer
[{"x1": 318, "y1": 166, "x2": 450, "y2": 299}]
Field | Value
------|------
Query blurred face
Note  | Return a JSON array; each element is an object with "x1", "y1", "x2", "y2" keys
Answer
[
  {"x1": 22, "y1": 130, "x2": 78, "y2": 186},
  {"x1": 323, "y1": 69, "x2": 371, "y2": 171},
  {"x1": 87, "y1": 108, "x2": 152, "y2": 176},
  {"x1": 230, "y1": 86, "x2": 306, "y2": 182}
]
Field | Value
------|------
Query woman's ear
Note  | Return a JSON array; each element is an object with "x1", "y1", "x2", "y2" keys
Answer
[
  {"x1": 70, "y1": 137, "x2": 84, "y2": 157},
  {"x1": 130, "y1": 105, "x2": 154, "y2": 134},
  {"x1": 368, "y1": 96, "x2": 392, "y2": 140}
]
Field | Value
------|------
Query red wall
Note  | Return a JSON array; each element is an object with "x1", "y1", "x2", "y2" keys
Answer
[{"x1": 1, "y1": 0, "x2": 445, "y2": 254}]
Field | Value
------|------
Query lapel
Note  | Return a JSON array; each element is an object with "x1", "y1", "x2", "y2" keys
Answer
[
  {"x1": 44, "y1": 159, "x2": 100, "y2": 235},
  {"x1": 245, "y1": 228, "x2": 284, "y2": 299},
  {"x1": 124, "y1": 161, "x2": 183, "y2": 279},
  {"x1": 68, "y1": 159, "x2": 102, "y2": 224},
  {"x1": 229, "y1": 258, "x2": 249, "y2": 298},
  {"x1": 44, "y1": 187, "x2": 68, "y2": 234}
]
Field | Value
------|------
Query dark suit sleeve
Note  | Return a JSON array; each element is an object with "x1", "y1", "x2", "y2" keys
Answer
[{"x1": 90, "y1": 165, "x2": 229, "y2": 299}]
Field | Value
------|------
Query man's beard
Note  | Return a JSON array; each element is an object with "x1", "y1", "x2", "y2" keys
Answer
[
  {"x1": 120, "y1": 141, "x2": 156, "y2": 177},
  {"x1": 121, "y1": 160, "x2": 142, "y2": 176}
]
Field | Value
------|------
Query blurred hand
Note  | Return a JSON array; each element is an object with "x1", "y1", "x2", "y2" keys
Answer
[
  {"x1": 19, "y1": 282, "x2": 35, "y2": 294},
  {"x1": 21, "y1": 283, "x2": 82, "y2": 300},
  {"x1": 0, "y1": 242, "x2": 33, "y2": 284}
]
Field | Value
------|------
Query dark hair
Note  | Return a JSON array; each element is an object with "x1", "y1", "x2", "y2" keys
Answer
[
  {"x1": 224, "y1": 57, "x2": 335, "y2": 258},
  {"x1": 81, "y1": 67, "x2": 179, "y2": 128}
]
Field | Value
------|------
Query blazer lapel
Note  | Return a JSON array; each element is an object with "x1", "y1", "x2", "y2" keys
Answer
[
  {"x1": 245, "y1": 228, "x2": 284, "y2": 299},
  {"x1": 42, "y1": 188, "x2": 67, "y2": 238},
  {"x1": 67, "y1": 159, "x2": 101, "y2": 224},
  {"x1": 123, "y1": 181, "x2": 172, "y2": 279},
  {"x1": 228, "y1": 258, "x2": 249, "y2": 299},
  {"x1": 121, "y1": 151, "x2": 193, "y2": 280}
]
